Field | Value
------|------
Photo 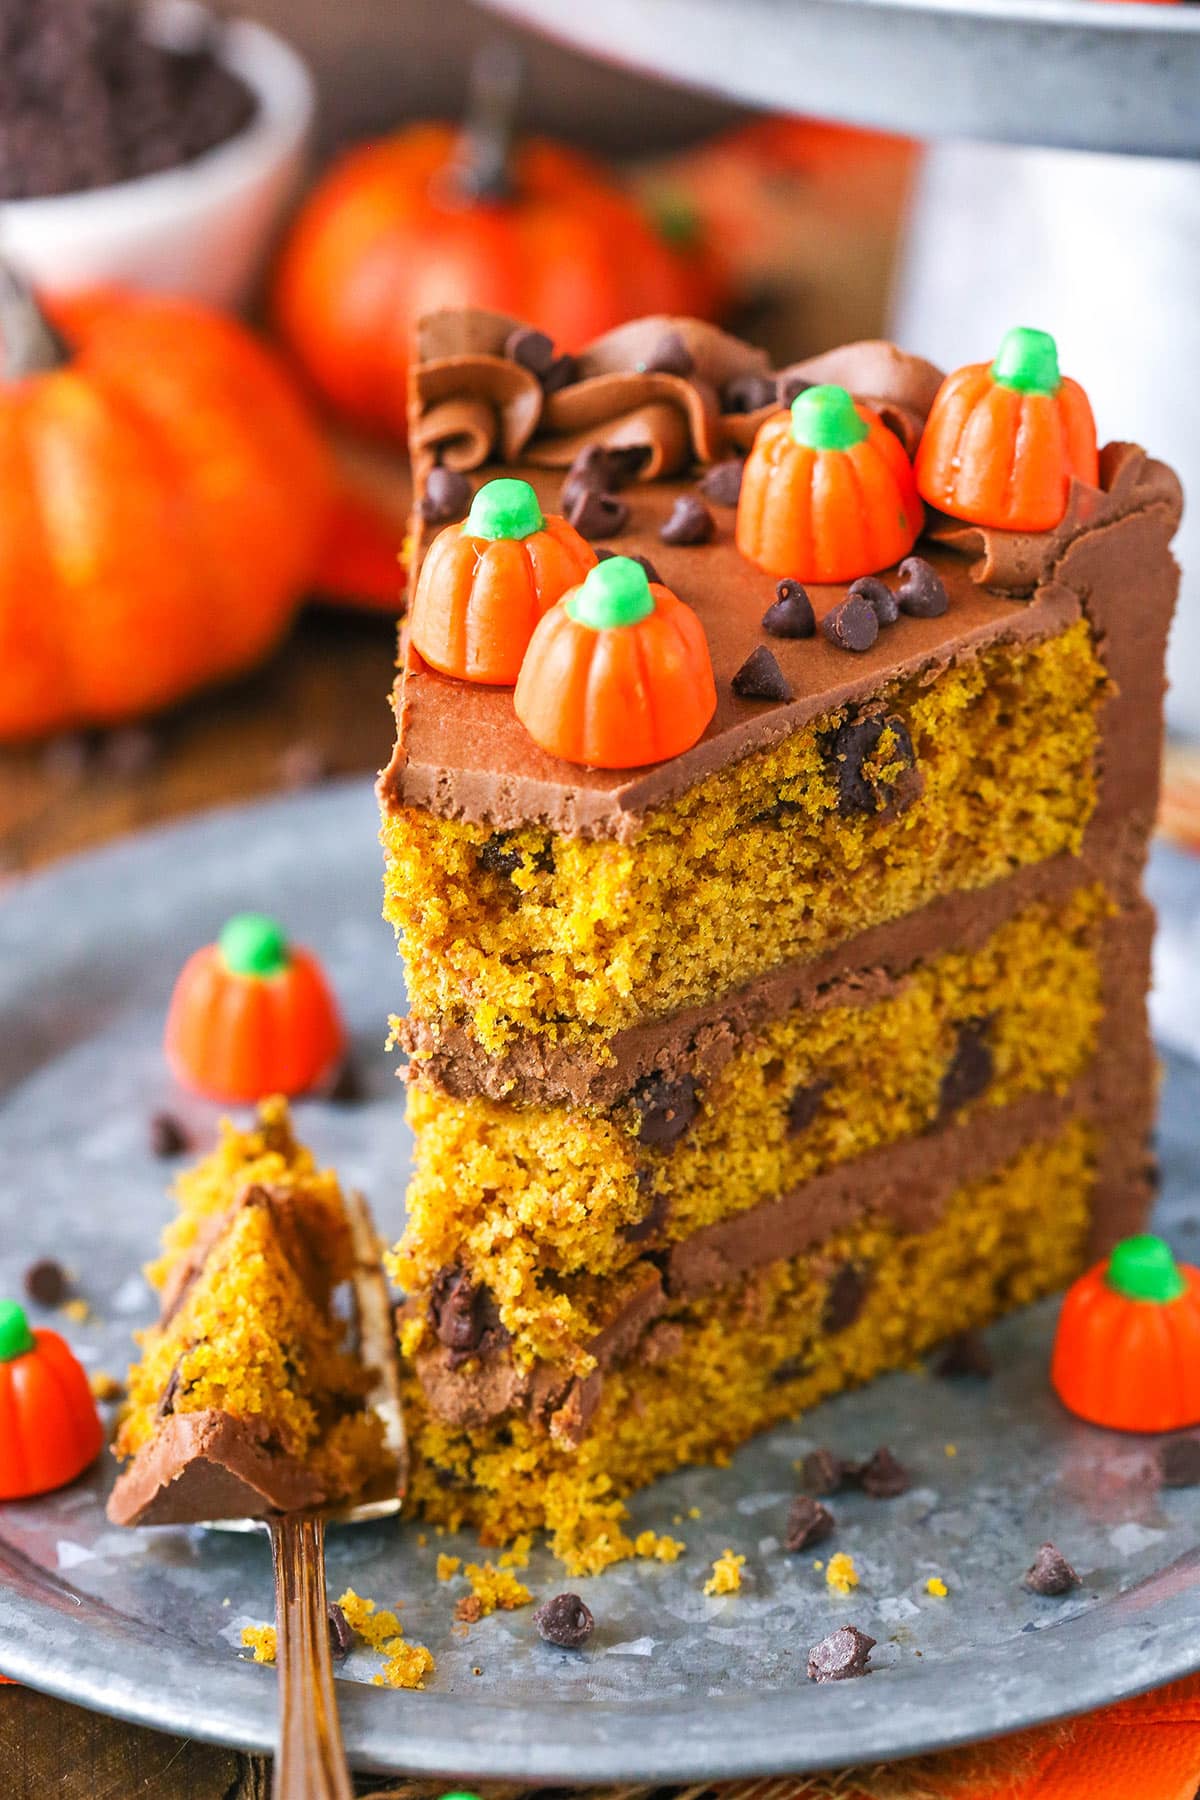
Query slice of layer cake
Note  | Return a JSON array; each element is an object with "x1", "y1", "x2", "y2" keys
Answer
[
  {"x1": 380, "y1": 311, "x2": 1181, "y2": 1571},
  {"x1": 109, "y1": 1100, "x2": 392, "y2": 1525}
]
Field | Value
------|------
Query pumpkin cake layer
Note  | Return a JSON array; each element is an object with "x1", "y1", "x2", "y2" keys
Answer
[{"x1": 109, "y1": 1101, "x2": 388, "y2": 1526}]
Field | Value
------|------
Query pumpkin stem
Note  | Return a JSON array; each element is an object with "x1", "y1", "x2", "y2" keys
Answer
[
  {"x1": 0, "y1": 260, "x2": 70, "y2": 381},
  {"x1": 790, "y1": 385, "x2": 868, "y2": 452},
  {"x1": 1107, "y1": 1234, "x2": 1186, "y2": 1304},
  {"x1": 0, "y1": 1301, "x2": 35, "y2": 1362},
  {"x1": 465, "y1": 477, "x2": 544, "y2": 542},
  {"x1": 990, "y1": 327, "x2": 1061, "y2": 396},
  {"x1": 219, "y1": 914, "x2": 291, "y2": 978},
  {"x1": 567, "y1": 557, "x2": 655, "y2": 631},
  {"x1": 453, "y1": 41, "x2": 522, "y2": 204}
]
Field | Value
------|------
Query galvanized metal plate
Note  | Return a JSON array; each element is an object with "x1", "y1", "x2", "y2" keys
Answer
[
  {"x1": 1, "y1": 784, "x2": 1199, "y2": 1781},
  {"x1": 483, "y1": 0, "x2": 1200, "y2": 157}
]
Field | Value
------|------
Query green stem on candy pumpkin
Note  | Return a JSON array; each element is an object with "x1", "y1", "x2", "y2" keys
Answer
[
  {"x1": 789, "y1": 385, "x2": 868, "y2": 452},
  {"x1": 465, "y1": 477, "x2": 544, "y2": 542},
  {"x1": 0, "y1": 259, "x2": 70, "y2": 382},
  {"x1": 1107, "y1": 1234, "x2": 1186, "y2": 1305},
  {"x1": 218, "y1": 913, "x2": 290, "y2": 979},
  {"x1": 567, "y1": 556, "x2": 655, "y2": 631},
  {"x1": 990, "y1": 327, "x2": 1061, "y2": 396},
  {"x1": 0, "y1": 1301, "x2": 35, "y2": 1363}
]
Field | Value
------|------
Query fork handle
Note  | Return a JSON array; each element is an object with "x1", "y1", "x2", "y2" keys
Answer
[{"x1": 269, "y1": 1514, "x2": 353, "y2": 1800}]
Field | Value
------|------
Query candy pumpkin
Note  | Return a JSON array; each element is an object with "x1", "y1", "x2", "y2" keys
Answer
[
  {"x1": 270, "y1": 50, "x2": 726, "y2": 442},
  {"x1": 165, "y1": 914, "x2": 345, "y2": 1104},
  {"x1": 0, "y1": 267, "x2": 332, "y2": 741},
  {"x1": 409, "y1": 478, "x2": 594, "y2": 685},
  {"x1": 514, "y1": 555, "x2": 716, "y2": 768},
  {"x1": 915, "y1": 327, "x2": 1098, "y2": 533},
  {"x1": 1051, "y1": 1235, "x2": 1200, "y2": 1433},
  {"x1": 0, "y1": 1301, "x2": 104, "y2": 1500},
  {"x1": 736, "y1": 385, "x2": 923, "y2": 584}
]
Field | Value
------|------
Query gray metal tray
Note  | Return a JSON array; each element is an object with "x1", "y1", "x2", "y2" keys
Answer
[
  {"x1": 1, "y1": 784, "x2": 1199, "y2": 1781},
  {"x1": 485, "y1": 0, "x2": 1200, "y2": 157}
]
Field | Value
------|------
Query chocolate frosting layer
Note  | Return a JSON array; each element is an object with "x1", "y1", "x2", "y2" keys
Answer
[{"x1": 106, "y1": 1410, "x2": 327, "y2": 1527}]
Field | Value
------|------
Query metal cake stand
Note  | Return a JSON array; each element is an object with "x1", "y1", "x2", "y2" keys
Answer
[{"x1": 1, "y1": 783, "x2": 1199, "y2": 1780}]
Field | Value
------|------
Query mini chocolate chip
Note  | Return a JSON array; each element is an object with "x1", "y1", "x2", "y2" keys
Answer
[
  {"x1": 643, "y1": 330, "x2": 693, "y2": 377},
  {"x1": 540, "y1": 353, "x2": 578, "y2": 396},
  {"x1": 429, "y1": 1266, "x2": 506, "y2": 1361},
  {"x1": 156, "y1": 1363, "x2": 182, "y2": 1420},
  {"x1": 721, "y1": 372, "x2": 777, "y2": 414},
  {"x1": 858, "y1": 1446, "x2": 911, "y2": 1499},
  {"x1": 785, "y1": 1495, "x2": 835, "y2": 1552},
  {"x1": 149, "y1": 1112, "x2": 190, "y2": 1159},
  {"x1": 561, "y1": 445, "x2": 615, "y2": 505},
  {"x1": 327, "y1": 1602, "x2": 354, "y2": 1661},
  {"x1": 629, "y1": 1071, "x2": 700, "y2": 1148},
  {"x1": 419, "y1": 465, "x2": 471, "y2": 524},
  {"x1": 477, "y1": 834, "x2": 524, "y2": 877},
  {"x1": 821, "y1": 594, "x2": 879, "y2": 654},
  {"x1": 1158, "y1": 1436, "x2": 1200, "y2": 1488},
  {"x1": 698, "y1": 458, "x2": 744, "y2": 507},
  {"x1": 786, "y1": 1080, "x2": 826, "y2": 1136},
  {"x1": 823, "y1": 712, "x2": 917, "y2": 818},
  {"x1": 504, "y1": 324, "x2": 556, "y2": 376},
  {"x1": 934, "y1": 1329, "x2": 994, "y2": 1380},
  {"x1": 762, "y1": 579, "x2": 815, "y2": 640},
  {"x1": 896, "y1": 556, "x2": 949, "y2": 619},
  {"x1": 534, "y1": 1592, "x2": 595, "y2": 1649},
  {"x1": 659, "y1": 494, "x2": 714, "y2": 546},
  {"x1": 1024, "y1": 1543, "x2": 1080, "y2": 1596},
  {"x1": 807, "y1": 1624, "x2": 875, "y2": 1683},
  {"x1": 770, "y1": 1353, "x2": 812, "y2": 1387},
  {"x1": 777, "y1": 372, "x2": 813, "y2": 406},
  {"x1": 823, "y1": 1263, "x2": 870, "y2": 1334},
  {"x1": 566, "y1": 488, "x2": 629, "y2": 540},
  {"x1": 732, "y1": 645, "x2": 793, "y2": 703},
  {"x1": 329, "y1": 1057, "x2": 366, "y2": 1105},
  {"x1": 849, "y1": 575, "x2": 899, "y2": 627},
  {"x1": 596, "y1": 547, "x2": 661, "y2": 586},
  {"x1": 799, "y1": 1448, "x2": 846, "y2": 1496},
  {"x1": 938, "y1": 1018, "x2": 994, "y2": 1121},
  {"x1": 24, "y1": 1259, "x2": 68, "y2": 1307}
]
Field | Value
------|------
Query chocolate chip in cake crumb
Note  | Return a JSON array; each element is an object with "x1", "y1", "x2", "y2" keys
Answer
[
  {"x1": 721, "y1": 372, "x2": 777, "y2": 415},
  {"x1": 822, "y1": 1263, "x2": 870, "y2": 1334},
  {"x1": 23, "y1": 1259, "x2": 69, "y2": 1307},
  {"x1": 156, "y1": 1363, "x2": 182, "y2": 1420},
  {"x1": 1024, "y1": 1543, "x2": 1080, "y2": 1596},
  {"x1": 629, "y1": 1071, "x2": 700, "y2": 1148},
  {"x1": 897, "y1": 556, "x2": 949, "y2": 619},
  {"x1": 597, "y1": 547, "x2": 662, "y2": 586},
  {"x1": 418, "y1": 465, "x2": 472, "y2": 524},
  {"x1": 642, "y1": 330, "x2": 693, "y2": 377},
  {"x1": 659, "y1": 495, "x2": 714, "y2": 546},
  {"x1": 938, "y1": 1018, "x2": 994, "y2": 1121},
  {"x1": 857, "y1": 1446, "x2": 911, "y2": 1499},
  {"x1": 849, "y1": 575, "x2": 900, "y2": 627},
  {"x1": 732, "y1": 645, "x2": 793, "y2": 703},
  {"x1": 786, "y1": 1079, "x2": 827, "y2": 1137},
  {"x1": 824, "y1": 712, "x2": 917, "y2": 818},
  {"x1": 477, "y1": 834, "x2": 524, "y2": 878},
  {"x1": 534, "y1": 1592, "x2": 595, "y2": 1649},
  {"x1": 762, "y1": 579, "x2": 815, "y2": 640},
  {"x1": 770, "y1": 1353, "x2": 812, "y2": 1387},
  {"x1": 800, "y1": 1447, "x2": 847, "y2": 1496},
  {"x1": 934, "y1": 1329, "x2": 994, "y2": 1381},
  {"x1": 327, "y1": 1602, "x2": 354, "y2": 1661},
  {"x1": 1158, "y1": 1436, "x2": 1200, "y2": 1488},
  {"x1": 566, "y1": 487, "x2": 629, "y2": 540},
  {"x1": 807, "y1": 1624, "x2": 875, "y2": 1683},
  {"x1": 698, "y1": 458, "x2": 745, "y2": 507},
  {"x1": 785, "y1": 1494, "x2": 835, "y2": 1552},
  {"x1": 429, "y1": 1266, "x2": 507, "y2": 1362},
  {"x1": 504, "y1": 324, "x2": 557, "y2": 377},
  {"x1": 149, "y1": 1111, "x2": 191, "y2": 1159},
  {"x1": 821, "y1": 594, "x2": 879, "y2": 654}
]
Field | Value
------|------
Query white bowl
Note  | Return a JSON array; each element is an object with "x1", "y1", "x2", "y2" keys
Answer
[{"x1": 2, "y1": 0, "x2": 315, "y2": 310}]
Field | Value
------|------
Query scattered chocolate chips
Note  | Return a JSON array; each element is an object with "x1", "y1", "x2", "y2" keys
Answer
[
  {"x1": 429, "y1": 1266, "x2": 507, "y2": 1363},
  {"x1": 327, "y1": 1602, "x2": 354, "y2": 1661},
  {"x1": 642, "y1": 330, "x2": 694, "y2": 377},
  {"x1": 858, "y1": 1446, "x2": 911, "y2": 1499},
  {"x1": 777, "y1": 372, "x2": 813, "y2": 407},
  {"x1": 799, "y1": 1448, "x2": 847, "y2": 1496},
  {"x1": 1158, "y1": 1436, "x2": 1200, "y2": 1488},
  {"x1": 786, "y1": 1079, "x2": 827, "y2": 1137},
  {"x1": 659, "y1": 494, "x2": 714, "y2": 546},
  {"x1": 149, "y1": 1111, "x2": 190, "y2": 1159},
  {"x1": 934, "y1": 1329, "x2": 994, "y2": 1381},
  {"x1": 504, "y1": 325, "x2": 556, "y2": 377},
  {"x1": 23, "y1": 1258, "x2": 68, "y2": 1307},
  {"x1": 1024, "y1": 1543, "x2": 1080, "y2": 1597},
  {"x1": 721, "y1": 372, "x2": 777, "y2": 415},
  {"x1": 595, "y1": 546, "x2": 661, "y2": 586},
  {"x1": 762, "y1": 579, "x2": 815, "y2": 640},
  {"x1": 938, "y1": 1018, "x2": 994, "y2": 1122},
  {"x1": 418, "y1": 465, "x2": 471, "y2": 524},
  {"x1": 896, "y1": 556, "x2": 949, "y2": 619},
  {"x1": 821, "y1": 593, "x2": 879, "y2": 655},
  {"x1": 566, "y1": 487, "x2": 629, "y2": 540},
  {"x1": 849, "y1": 575, "x2": 900, "y2": 627},
  {"x1": 698, "y1": 458, "x2": 745, "y2": 507},
  {"x1": 824, "y1": 711, "x2": 918, "y2": 818},
  {"x1": 807, "y1": 1624, "x2": 875, "y2": 1683},
  {"x1": 732, "y1": 645, "x2": 793, "y2": 703},
  {"x1": 628, "y1": 1071, "x2": 700, "y2": 1149},
  {"x1": 533, "y1": 1592, "x2": 595, "y2": 1649},
  {"x1": 785, "y1": 1494, "x2": 835, "y2": 1552},
  {"x1": 822, "y1": 1262, "x2": 870, "y2": 1334}
]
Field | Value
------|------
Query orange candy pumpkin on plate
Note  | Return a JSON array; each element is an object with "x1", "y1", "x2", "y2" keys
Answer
[
  {"x1": 736, "y1": 384, "x2": 923, "y2": 584},
  {"x1": 0, "y1": 1301, "x2": 104, "y2": 1500},
  {"x1": 165, "y1": 914, "x2": 345, "y2": 1105},
  {"x1": 915, "y1": 327, "x2": 1098, "y2": 533},
  {"x1": 409, "y1": 478, "x2": 595, "y2": 686},
  {"x1": 514, "y1": 555, "x2": 716, "y2": 769},
  {"x1": 1051, "y1": 1234, "x2": 1200, "y2": 1433}
]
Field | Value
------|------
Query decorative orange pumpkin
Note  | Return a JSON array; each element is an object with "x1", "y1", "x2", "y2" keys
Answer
[
  {"x1": 270, "y1": 49, "x2": 727, "y2": 443},
  {"x1": 0, "y1": 267, "x2": 332, "y2": 741},
  {"x1": 0, "y1": 1301, "x2": 104, "y2": 1500},
  {"x1": 514, "y1": 555, "x2": 716, "y2": 768},
  {"x1": 1051, "y1": 1235, "x2": 1200, "y2": 1433},
  {"x1": 736, "y1": 385, "x2": 923, "y2": 584},
  {"x1": 165, "y1": 915, "x2": 345, "y2": 1104},
  {"x1": 409, "y1": 478, "x2": 595, "y2": 685},
  {"x1": 915, "y1": 327, "x2": 1098, "y2": 533}
]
